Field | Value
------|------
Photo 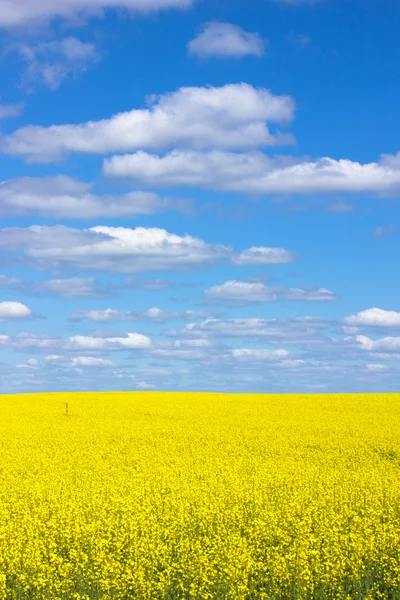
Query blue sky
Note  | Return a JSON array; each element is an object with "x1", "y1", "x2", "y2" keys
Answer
[{"x1": 0, "y1": 0, "x2": 399, "y2": 393}]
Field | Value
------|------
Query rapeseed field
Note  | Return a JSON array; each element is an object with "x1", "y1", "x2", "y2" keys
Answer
[{"x1": 0, "y1": 392, "x2": 399, "y2": 600}]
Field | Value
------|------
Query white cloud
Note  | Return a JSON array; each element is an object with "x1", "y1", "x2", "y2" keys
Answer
[
  {"x1": 284, "y1": 286, "x2": 338, "y2": 301},
  {"x1": 188, "y1": 22, "x2": 265, "y2": 58},
  {"x1": 0, "y1": 103, "x2": 23, "y2": 119},
  {"x1": 68, "y1": 333, "x2": 151, "y2": 350},
  {"x1": 0, "y1": 301, "x2": 32, "y2": 320},
  {"x1": 204, "y1": 280, "x2": 278, "y2": 306},
  {"x1": 231, "y1": 348, "x2": 290, "y2": 361},
  {"x1": 0, "y1": 333, "x2": 57, "y2": 350},
  {"x1": 150, "y1": 339, "x2": 211, "y2": 360},
  {"x1": 70, "y1": 307, "x2": 216, "y2": 322},
  {"x1": 104, "y1": 150, "x2": 400, "y2": 196},
  {"x1": 0, "y1": 0, "x2": 193, "y2": 28},
  {"x1": 169, "y1": 316, "x2": 329, "y2": 345},
  {"x1": 46, "y1": 355, "x2": 115, "y2": 367},
  {"x1": 72, "y1": 356, "x2": 116, "y2": 367},
  {"x1": 366, "y1": 363, "x2": 389, "y2": 372},
  {"x1": 203, "y1": 281, "x2": 337, "y2": 306},
  {"x1": 0, "y1": 274, "x2": 20, "y2": 285},
  {"x1": 345, "y1": 308, "x2": 400, "y2": 328},
  {"x1": 356, "y1": 335, "x2": 400, "y2": 353},
  {"x1": 71, "y1": 308, "x2": 132, "y2": 322},
  {"x1": 15, "y1": 37, "x2": 100, "y2": 91},
  {"x1": 0, "y1": 331, "x2": 151, "y2": 352},
  {"x1": 278, "y1": 359, "x2": 308, "y2": 368},
  {"x1": 26, "y1": 277, "x2": 111, "y2": 298},
  {"x1": 232, "y1": 246, "x2": 296, "y2": 265},
  {"x1": 381, "y1": 151, "x2": 400, "y2": 169},
  {"x1": 1, "y1": 84, "x2": 295, "y2": 161},
  {"x1": 0, "y1": 225, "x2": 232, "y2": 273},
  {"x1": 0, "y1": 175, "x2": 191, "y2": 219},
  {"x1": 124, "y1": 277, "x2": 178, "y2": 290}
]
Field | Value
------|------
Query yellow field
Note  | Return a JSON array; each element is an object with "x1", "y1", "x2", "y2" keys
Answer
[{"x1": 0, "y1": 392, "x2": 400, "y2": 600}]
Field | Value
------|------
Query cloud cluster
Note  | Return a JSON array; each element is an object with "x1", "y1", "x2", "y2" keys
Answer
[
  {"x1": 104, "y1": 150, "x2": 400, "y2": 196},
  {"x1": 15, "y1": 37, "x2": 100, "y2": 90},
  {"x1": 356, "y1": 335, "x2": 400, "y2": 353},
  {"x1": 0, "y1": 224, "x2": 232, "y2": 273},
  {"x1": 0, "y1": 224, "x2": 296, "y2": 274},
  {"x1": 203, "y1": 280, "x2": 338, "y2": 306},
  {"x1": 0, "y1": 331, "x2": 151, "y2": 352},
  {"x1": 0, "y1": 176, "x2": 191, "y2": 219},
  {"x1": 1, "y1": 84, "x2": 294, "y2": 162},
  {"x1": 46, "y1": 355, "x2": 115, "y2": 368},
  {"x1": 71, "y1": 307, "x2": 220, "y2": 323},
  {"x1": 0, "y1": 0, "x2": 194, "y2": 27},
  {"x1": 168, "y1": 316, "x2": 329, "y2": 344},
  {"x1": 188, "y1": 22, "x2": 265, "y2": 58},
  {"x1": 25, "y1": 277, "x2": 113, "y2": 298},
  {"x1": 1, "y1": 307, "x2": 399, "y2": 393}
]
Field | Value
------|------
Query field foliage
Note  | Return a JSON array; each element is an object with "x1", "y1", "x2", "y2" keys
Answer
[{"x1": 0, "y1": 392, "x2": 399, "y2": 599}]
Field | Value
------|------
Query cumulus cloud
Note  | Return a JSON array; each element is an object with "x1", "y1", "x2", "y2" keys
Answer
[
  {"x1": 24, "y1": 277, "x2": 113, "y2": 298},
  {"x1": 344, "y1": 308, "x2": 400, "y2": 328},
  {"x1": 0, "y1": 175, "x2": 191, "y2": 219},
  {"x1": 151, "y1": 339, "x2": 213, "y2": 361},
  {"x1": 284, "y1": 286, "x2": 338, "y2": 302},
  {"x1": 104, "y1": 150, "x2": 400, "y2": 196},
  {"x1": 0, "y1": 333, "x2": 57, "y2": 351},
  {"x1": 0, "y1": 301, "x2": 32, "y2": 320},
  {"x1": 232, "y1": 246, "x2": 296, "y2": 265},
  {"x1": 203, "y1": 281, "x2": 338, "y2": 306},
  {"x1": 167, "y1": 316, "x2": 329, "y2": 345},
  {"x1": 356, "y1": 335, "x2": 400, "y2": 353},
  {"x1": 204, "y1": 280, "x2": 278, "y2": 306},
  {"x1": 14, "y1": 37, "x2": 100, "y2": 91},
  {"x1": 188, "y1": 22, "x2": 265, "y2": 58},
  {"x1": 0, "y1": 103, "x2": 23, "y2": 119},
  {"x1": 0, "y1": 331, "x2": 151, "y2": 352},
  {"x1": 0, "y1": 274, "x2": 20, "y2": 285},
  {"x1": 71, "y1": 308, "x2": 136, "y2": 322},
  {"x1": 1, "y1": 84, "x2": 295, "y2": 162},
  {"x1": 231, "y1": 348, "x2": 290, "y2": 361},
  {"x1": 68, "y1": 333, "x2": 151, "y2": 350},
  {"x1": 366, "y1": 363, "x2": 389, "y2": 372},
  {"x1": 124, "y1": 277, "x2": 198, "y2": 290},
  {"x1": 0, "y1": 225, "x2": 232, "y2": 273},
  {"x1": 0, "y1": 0, "x2": 194, "y2": 28},
  {"x1": 70, "y1": 307, "x2": 218, "y2": 323},
  {"x1": 46, "y1": 355, "x2": 115, "y2": 367}
]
